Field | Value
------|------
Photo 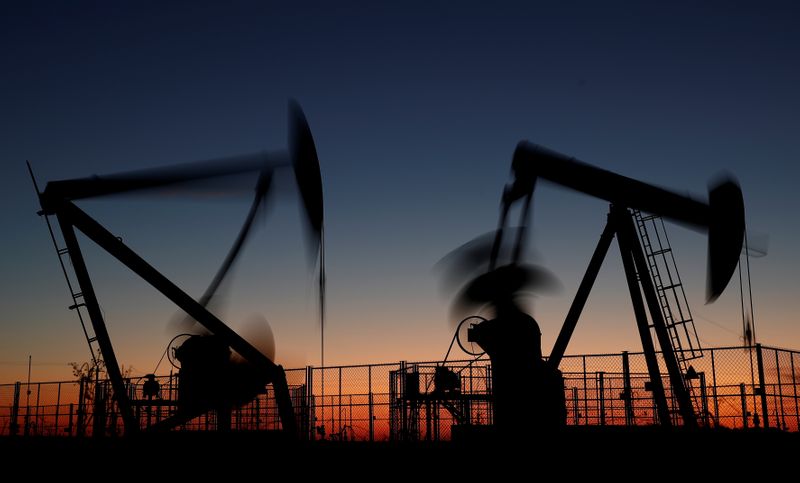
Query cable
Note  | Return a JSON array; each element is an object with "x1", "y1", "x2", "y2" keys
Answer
[{"x1": 744, "y1": 228, "x2": 757, "y2": 344}]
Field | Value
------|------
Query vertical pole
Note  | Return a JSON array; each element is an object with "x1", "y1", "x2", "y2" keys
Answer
[
  {"x1": 93, "y1": 382, "x2": 106, "y2": 437},
  {"x1": 775, "y1": 350, "x2": 785, "y2": 430},
  {"x1": 10, "y1": 382, "x2": 21, "y2": 436},
  {"x1": 55, "y1": 382, "x2": 62, "y2": 435},
  {"x1": 485, "y1": 364, "x2": 494, "y2": 424},
  {"x1": 617, "y1": 206, "x2": 695, "y2": 427},
  {"x1": 338, "y1": 366, "x2": 342, "y2": 436},
  {"x1": 35, "y1": 383, "x2": 41, "y2": 435},
  {"x1": 67, "y1": 403, "x2": 74, "y2": 435},
  {"x1": 572, "y1": 387, "x2": 579, "y2": 425},
  {"x1": 434, "y1": 400, "x2": 440, "y2": 441},
  {"x1": 582, "y1": 356, "x2": 588, "y2": 425},
  {"x1": 55, "y1": 212, "x2": 137, "y2": 434},
  {"x1": 77, "y1": 377, "x2": 86, "y2": 437},
  {"x1": 740, "y1": 383, "x2": 748, "y2": 429},
  {"x1": 400, "y1": 361, "x2": 407, "y2": 440},
  {"x1": 598, "y1": 372, "x2": 606, "y2": 426},
  {"x1": 791, "y1": 353, "x2": 799, "y2": 432},
  {"x1": 368, "y1": 365, "x2": 374, "y2": 442},
  {"x1": 756, "y1": 344, "x2": 769, "y2": 428},
  {"x1": 24, "y1": 356, "x2": 31, "y2": 436},
  {"x1": 425, "y1": 400, "x2": 431, "y2": 442},
  {"x1": 711, "y1": 349, "x2": 719, "y2": 427},
  {"x1": 307, "y1": 366, "x2": 314, "y2": 441},
  {"x1": 622, "y1": 351, "x2": 633, "y2": 426},
  {"x1": 612, "y1": 206, "x2": 671, "y2": 426},
  {"x1": 700, "y1": 372, "x2": 709, "y2": 427}
]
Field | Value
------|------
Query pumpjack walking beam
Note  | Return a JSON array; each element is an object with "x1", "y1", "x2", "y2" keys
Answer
[{"x1": 510, "y1": 142, "x2": 744, "y2": 303}]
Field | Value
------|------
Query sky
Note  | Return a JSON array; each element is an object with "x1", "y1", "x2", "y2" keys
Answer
[{"x1": 1, "y1": 1, "x2": 799, "y2": 382}]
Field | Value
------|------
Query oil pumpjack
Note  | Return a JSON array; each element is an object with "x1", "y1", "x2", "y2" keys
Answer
[
  {"x1": 29, "y1": 101, "x2": 324, "y2": 437},
  {"x1": 453, "y1": 141, "x2": 745, "y2": 432}
]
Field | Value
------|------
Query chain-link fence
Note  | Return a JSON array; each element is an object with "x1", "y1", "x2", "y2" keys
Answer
[{"x1": 2, "y1": 344, "x2": 798, "y2": 439}]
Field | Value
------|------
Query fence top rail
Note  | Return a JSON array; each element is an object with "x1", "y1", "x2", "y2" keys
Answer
[{"x1": 1, "y1": 345, "x2": 796, "y2": 387}]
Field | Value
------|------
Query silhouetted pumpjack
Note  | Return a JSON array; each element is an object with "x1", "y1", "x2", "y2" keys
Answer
[
  {"x1": 452, "y1": 141, "x2": 744, "y2": 431},
  {"x1": 29, "y1": 101, "x2": 325, "y2": 437}
]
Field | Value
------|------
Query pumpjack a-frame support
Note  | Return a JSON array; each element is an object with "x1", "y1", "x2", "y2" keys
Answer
[
  {"x1": 37, "y1": 197, "x2": 298, "y2": 436},
  {"x1": 548, "y1": 204, "x2": 697, "y2": 427}
]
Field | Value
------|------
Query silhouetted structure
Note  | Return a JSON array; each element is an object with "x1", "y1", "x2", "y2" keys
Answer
[
  {"x1": 28, "y1": 101, "x2": 325, "y2": 438},
  {"x1": 443, "y1": 141, "x2": 745, "y2": 431},
  {"x1": 468, "y1": 297, "x2": 566, "y2": 434}
]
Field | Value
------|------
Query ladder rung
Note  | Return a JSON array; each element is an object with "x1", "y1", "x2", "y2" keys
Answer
[
  {"x1": 87, "y1": 337, "x2": 97, "y2": 343},
  {"x1": 641, "y1": 215, "x2": 659, "y2": 221},
  {"x1": 57, "y1": 247, "x2": 70, "y2": 256},
  {"x1": 650, "y1": 248, "x2": 671, "y2": 256},
  {"x1": 72, "y1": 292, "x2": 83, "y2": 299},
  {"x1": 660, "y1": 283, "x2": 681, "y2": 291},
  {"x1": 68, "y1": 303, "x2": 86, "y2": 310}
]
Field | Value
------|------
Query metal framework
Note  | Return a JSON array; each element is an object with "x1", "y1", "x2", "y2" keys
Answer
[{"x1": 33, "y1": 195, "x2": 297, "y2": 435}]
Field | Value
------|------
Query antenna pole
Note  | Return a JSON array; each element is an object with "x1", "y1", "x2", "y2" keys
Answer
[{"x1": 26, "y1": 161, "x2": 42, "y2": 195}]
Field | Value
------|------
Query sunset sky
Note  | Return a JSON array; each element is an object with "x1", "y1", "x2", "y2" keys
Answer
[{"x1": 2, "y1": 2, "x2": 799, "y2": 383}]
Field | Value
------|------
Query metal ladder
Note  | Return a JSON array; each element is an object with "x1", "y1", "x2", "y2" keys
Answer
[
  {"x1": 632, "y1": 210, "x2": 703, "y2": 374},
  {"x1": 39, "y1": 211, "x2": 102, "y2": 368},
  {"x1": 28, "y1": 163, "x2": 102, "y2": 369}
]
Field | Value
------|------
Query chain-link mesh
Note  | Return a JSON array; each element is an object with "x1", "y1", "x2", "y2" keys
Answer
[{"x1": 2, "y1": 345, "x2": 798, "y2": 439}]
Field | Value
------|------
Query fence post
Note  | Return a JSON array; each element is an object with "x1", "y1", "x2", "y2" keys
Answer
[
  {"x1": 34, "y1": 383, "x2": 42, "y2": 435},
  {"x1": 582, "y1": 356, "x2": 588, "y2": 425},
  {"x1": 93, "y1": 381, "x2": 107, "y2": 437},
  {"x1": 77, "y1": 377, "x2": 86, "y2": 437},
  {"x1": 756, "y1": 344, "x2": 770, "y2": 429},
  {"x1": 740, "y1": 383, "x2": 748, "y2": 429},
  {"x1": 55, "y1": 382, "x2": 62, "y2": 436},
  {"x1": 775, "y1": 350, "x2": 786, "y2": 430},
  {"x1": 598, "y1": 371, "x2": 606, "y2": 426},
  {"x1": 621, "y1": 352, "x2": 633, "y2": 426},
  {"x1": 399, "y1": 361, "x2": 407, "y2": 440},
  {"x1": 338, "y1": 366, "x2": 343, "y2": 436},
  {"x1": 368, "y1": 365, "x2": 374, "y2": 442},
  {"x1": 699, "y1": 372, "x2": 709, "y2": 427},
  {"x1": 10, "y1": 382, "x2": 21, "y2": 436},
  {"x1": 792, "y1": 352, "x2": 799, "y2": 432},
  {"x1": 67, "y1": 403, "x2": 74, "y2": 435},
  {"x1": 572, "y1": 387, "x2": 579, "y2": 425},
  {"x1": 305, "y1": 366, "x2": 313, "y2": 441},
  {"x1": 711, "y1": 349, "x2": 719, "y2": 427}
]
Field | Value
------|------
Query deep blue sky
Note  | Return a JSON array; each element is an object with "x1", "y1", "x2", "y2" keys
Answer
[{"x1": 2, "y1": 1, "x2": 799, "y2": 381}]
